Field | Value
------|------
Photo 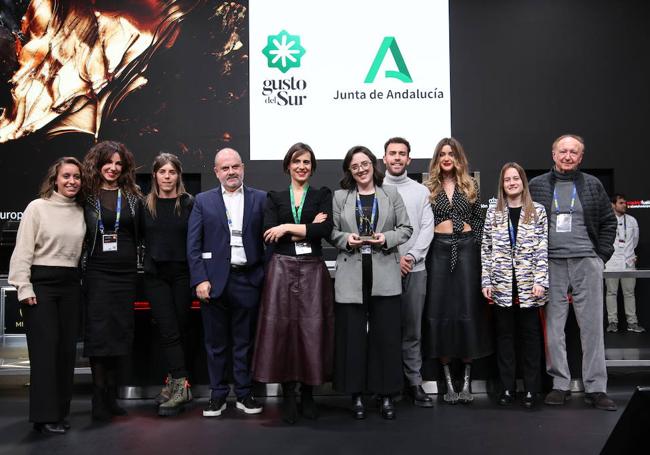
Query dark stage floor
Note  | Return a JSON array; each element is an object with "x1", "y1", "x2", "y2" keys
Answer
[{"x1": 1, "y1": 370, "x2": 649, "y2": 455}]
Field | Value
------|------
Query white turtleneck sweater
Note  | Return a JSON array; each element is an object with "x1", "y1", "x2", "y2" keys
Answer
[
  {"x1": 383, "y1": 171, "x2": 434, "y2": 273},
  {"x1": 9, "y1": 191, "x2": 86, "y2": 301}
]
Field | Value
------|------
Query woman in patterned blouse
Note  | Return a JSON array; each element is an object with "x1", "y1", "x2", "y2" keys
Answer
[
  {"x1": 423, "y1": 137, "x2": 493, "y2": 404},
  {"x1": 481, "y1": 162, "x2": 548, "y2": 409}
]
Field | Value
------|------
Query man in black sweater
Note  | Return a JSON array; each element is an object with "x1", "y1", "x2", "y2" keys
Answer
[{"x1": 529, "y1": 134, "x2": 617, "y2": 411}]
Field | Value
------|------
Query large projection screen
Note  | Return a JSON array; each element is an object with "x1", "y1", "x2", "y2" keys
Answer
[{"x1": 249, "y1": 0, "x2": 451, "y2": 160}]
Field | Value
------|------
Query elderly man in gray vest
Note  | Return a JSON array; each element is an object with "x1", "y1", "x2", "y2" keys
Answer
[{"x1": 529, "y1": 134, "x2": 617, "y2": 411}]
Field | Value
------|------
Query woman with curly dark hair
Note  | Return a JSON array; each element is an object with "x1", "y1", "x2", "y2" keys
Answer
[{"x1": 81, "y1": 140, "x2": 143, "y2": 421}]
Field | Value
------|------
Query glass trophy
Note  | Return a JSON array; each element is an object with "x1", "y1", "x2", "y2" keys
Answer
[{"x1": 359, "y1": 214, "x2": 375, "y2": 241}]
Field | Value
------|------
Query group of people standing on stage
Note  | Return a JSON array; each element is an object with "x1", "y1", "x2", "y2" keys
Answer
[{"x1": 8, "y1": 132, "x2": 622, "y2": 435}]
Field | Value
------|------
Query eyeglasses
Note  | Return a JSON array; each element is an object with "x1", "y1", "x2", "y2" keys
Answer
[{"x1": 349, "y1": 161, "x2": 371, "y2": 173}]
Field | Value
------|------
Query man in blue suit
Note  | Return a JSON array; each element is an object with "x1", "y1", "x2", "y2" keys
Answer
[{"x1": 187, "y1": 147, "x2": 266, "y2": 417}]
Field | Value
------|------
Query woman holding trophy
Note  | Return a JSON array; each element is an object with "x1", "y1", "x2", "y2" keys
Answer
[{"x1": 330, "y1": 146, "x2": 412, "y2": 420}]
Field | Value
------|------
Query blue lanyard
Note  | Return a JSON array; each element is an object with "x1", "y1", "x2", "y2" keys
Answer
[
  {"x1": 507, "y1": 209, "x2": 516, "y2": 247},
  {"x1": 552, "y1": 184, "x2": 577, "y2": 215},
  {"x1": 356, "y1": 192, "x2": 378, "y2": 233},
  {"x1": 225, "y1": 208, "x2": 233, "y2": 227},
  {"x1": 97, "y1": 189, "x2": 121, "y2": 234}
]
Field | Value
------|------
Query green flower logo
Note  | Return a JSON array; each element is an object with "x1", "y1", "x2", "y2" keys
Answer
[{"x1": 262, "y1": 30, "x2": 306, "y2": 73}]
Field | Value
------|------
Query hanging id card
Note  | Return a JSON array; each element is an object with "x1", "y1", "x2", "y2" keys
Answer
[
  {"x1": 295, "y1": 242, "x2": 312, "y2": 255},
  {"x1": 556, "y1": 213, "x2": 572, "y2": 233},
  {"x1": 360, "y1": 244, "x2": 372, "y2": 255},
  {"x1": 102, "y1": 232, "x2": 118, "y2": 252},
  {"x1": 231, "y1": 229, "x2": 244, "y2": 247}
]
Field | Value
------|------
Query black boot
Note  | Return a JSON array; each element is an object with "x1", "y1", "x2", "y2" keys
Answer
[
  {"x1": 498, "y1": 390, "x2": 515, "y2": 406},
  {"x1": 281, "y1": 382, "x2": 298, "y2": 424},
  {"x1": 409, "y1": 385, "x2": 434, "y2": 408},
  {"x1": 105, "y1": 387, "x2": 127, "y2": 416},
  {"x1": 380, "y1": 396, "x2": 396, "y2": 420},
  {"x1": 300, "y1": 384, "x2": 318, "y2": 420},
  {"x1": 351, "y1": 394, "x2": 365, "y2": 420},
  {"x1": 91, "y1": 386, "x2": 111, "y2": 421}
]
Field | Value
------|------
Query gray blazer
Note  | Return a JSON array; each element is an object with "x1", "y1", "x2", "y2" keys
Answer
[{"x1": 330, "y1": 185, "x2": 412, "y2": 303}]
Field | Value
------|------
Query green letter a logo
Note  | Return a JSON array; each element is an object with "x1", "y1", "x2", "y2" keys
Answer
[{"x1": 364, "y1": 37, "x2": 413, "y2": 83}]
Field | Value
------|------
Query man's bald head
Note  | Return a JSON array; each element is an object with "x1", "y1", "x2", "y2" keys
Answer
[{"x1": 214, "y1": 147, "x2": 244, "y2": 192}]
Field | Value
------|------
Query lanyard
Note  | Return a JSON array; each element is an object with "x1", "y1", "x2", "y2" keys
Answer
[
  {"x1": 289, "y1": 185, "x2": 309, "y2": 223},
  {"x1": 618, "y1": 214, "x2": 627, "y2": 243},
  {"x1": 356, "y1": 192, "x2": 378, "y2": 232},
  {"x1": 552, "y1": 184, "x2": 577, "y2": 215},
  {"x1": 225, "y1": 207, "x2": 233, "y2": 227},
  {"x1": 97, "y1": 189, "x2": 121, "y2": 234},
  {"x1": 507, "y1": 208, "x2": 516, "y2": 247}
]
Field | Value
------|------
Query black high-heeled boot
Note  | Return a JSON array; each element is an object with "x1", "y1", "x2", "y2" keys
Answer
[
  {"x1": 299, "y1": 384, "x2": 318, "y2": 420},
  {"x1": 91, "y1": 386, "x2": 111, "y2": 421},
  {"x1": 105, "y1": 387, "x2": 127, "y2": 416},
  {"x1": 281, "y1": 382, "x2": 298, "y2": 424}
]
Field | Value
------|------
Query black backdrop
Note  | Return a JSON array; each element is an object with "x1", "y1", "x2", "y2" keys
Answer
[{"x1": 2, "y1": 0, "x2": 650, "y2": 263}]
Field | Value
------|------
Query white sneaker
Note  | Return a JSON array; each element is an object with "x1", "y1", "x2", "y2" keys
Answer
[
  {"x1": 606, "y1": 322, "x2": 618, "y2": 333},
  {"x1": 236, "y1": 395, "x2": 263, "y2": 414},
  {"x1": 203, "y1": 397, "x2": 227, "y2": 417}
]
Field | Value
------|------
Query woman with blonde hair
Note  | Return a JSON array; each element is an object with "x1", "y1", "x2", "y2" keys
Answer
[
  {"x1": 142, "y1": 153, "x2": 194, "y2": 416},
  {"x1": 423, "y1": 137, "x2": 493, "y2": 404},
  {"x1": 481, "y1": 162, "x2": 548, "y2": 408},
  {"x1": 9, "y1": 157, "x2": 85, "y2": 434}
]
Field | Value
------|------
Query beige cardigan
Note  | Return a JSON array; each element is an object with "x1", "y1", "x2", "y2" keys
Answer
[{"x1": 8, "y1": 192, "x2": 85, "y2": 301}]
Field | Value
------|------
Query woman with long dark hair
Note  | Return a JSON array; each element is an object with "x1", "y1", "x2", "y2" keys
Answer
[
  {"x1": 82, "y1": 140, "x2": 142, "y2": 421},
  {"x1": 330, "y1": 145, "x2": 412, "y2": 420},
  {"x1": 142, "y1": 153, "x2": 194, "y2": 416},
  {"x1": 423, "y1": 137, "x2": 493, "y2": 404},
  {"x1": 481, "y1": 162, "x2": 548, "y2": 408},
  {"x1": 252, "y1": 143, "x2": 334, "y2": 424},
  {"x1": 9, "y1": 157, "x2": 85, "y2": 434}
]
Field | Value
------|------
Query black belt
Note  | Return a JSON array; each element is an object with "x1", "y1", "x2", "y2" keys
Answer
[{"x1": 230, "y1": 264, "x2": 252, "y2": 272}]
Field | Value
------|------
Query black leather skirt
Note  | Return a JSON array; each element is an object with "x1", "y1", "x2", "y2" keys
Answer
[{"x1": 423, "y1": 232, "x2": 494, "y2": 359}]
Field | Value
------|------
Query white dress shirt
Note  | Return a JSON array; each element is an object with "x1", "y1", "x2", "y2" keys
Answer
[{"x1": 222, "y1": 185, "x2": 248, "y2": 266}]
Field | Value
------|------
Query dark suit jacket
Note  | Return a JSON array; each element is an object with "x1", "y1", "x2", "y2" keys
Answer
[{"x1": 187, "y1": 185, "x2": 266, "y2": 300}]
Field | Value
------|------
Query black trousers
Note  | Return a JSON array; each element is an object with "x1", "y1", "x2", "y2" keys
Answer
[
  {"x1": 334, "y1": 257, "x2": 402, "y2": 395},
  {"x1": 494, "y1": 304, "x2": 542, "y2": 393},
  {"x1": 144, "y1": 262, "x2": 191, "y2": 379},
  {"x1": 23, "y1": 266, "x2": 81, "y2": 423},
  {"x1": 334, "y1": 296, "x2": 403, "y2": 395}
]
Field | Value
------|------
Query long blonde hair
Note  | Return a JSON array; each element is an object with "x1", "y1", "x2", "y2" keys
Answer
[
  {"x1": 495, "y1": 162, "x2": 537, "y2": 224},
  {"x1": 425, "y1": 137, "x2": 477, "y2": 203}
]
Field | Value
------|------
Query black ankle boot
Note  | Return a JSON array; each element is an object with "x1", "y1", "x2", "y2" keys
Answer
[
  {"x1": 300, "y1": 384, "x2": 318, "y2": 420},
  {"x1": 351, "y1": 394, "x2": 365, "y2": 420},
  {"x1": 105, "y1": 387, "x2": 127, "y2": 416},
  {"x1": 92, "y1": 387, "x2": 111, "y2": 421},
  {"x1": 498, "y1": 390, "x2": 515, "y2": 406},
  {"x1": 281, "y1": 382, "x2": 298, "y2": 424},
  {"x1": 380, "y1": 396, "x2": 396, "y2": 420}
]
